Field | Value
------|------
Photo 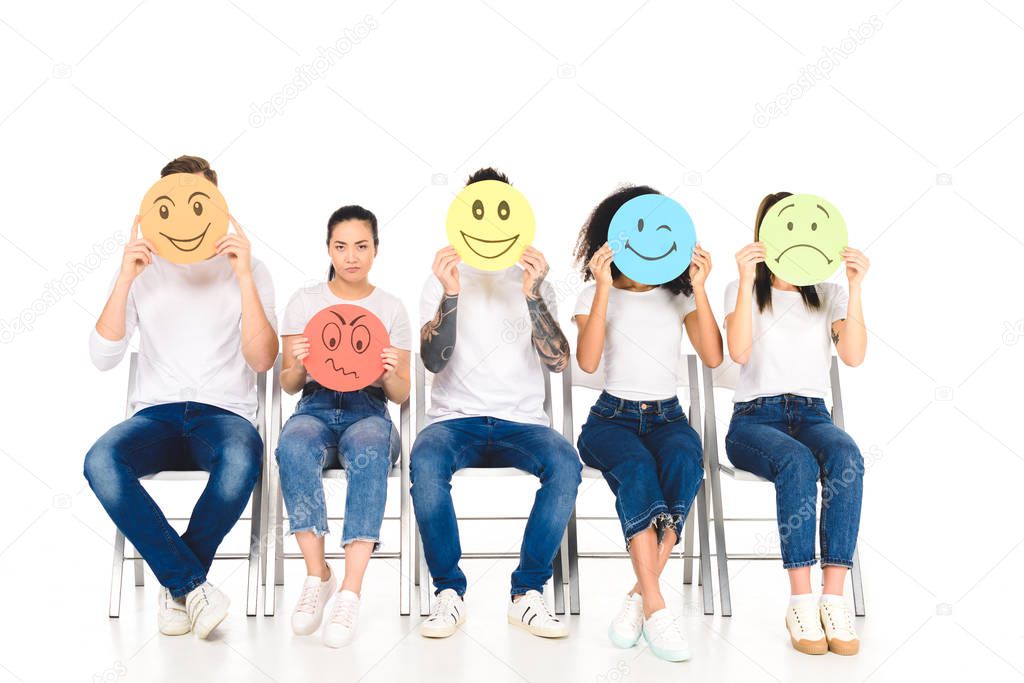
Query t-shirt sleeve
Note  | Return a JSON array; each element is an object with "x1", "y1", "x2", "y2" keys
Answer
[
  {"x1": 723, "y1": 280, "x2": 740, "y2": 321},
  {"x1": 829, "y1": 284, "x2": 849, "y2": 323},
  {"x1": 389, "y1": 299, "x2": 413, "y2": 350},
  {"x1": 572, "y1": 284, "x2": 596, "y2": 319},
  {"x1": 677, "y1": 291, "x2": 698, "y2": 321},
  {"x1": 419, "y1": 275, "x2": 444, "y2": 328},
  {"x1": 252, "y1": 260, "x2": 278, "y2": 333},
  {"x1": 89, "y1": 271, "x2": 138, "y2": 371},
  {"x1": 279, "y1": 288, "x2": 310, "y2": 336}
]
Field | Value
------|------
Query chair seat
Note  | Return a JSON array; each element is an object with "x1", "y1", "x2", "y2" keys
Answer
[
  {"x1": 322, "y1": 466, "x2": 401, "y2": 480},
  {"x1": 141, "y1": 471, "x2": 210, "y2": 481},
  {"x1": 581, "y1": 465, "x2": 603, "y2": 479},
  {"x1": 719, "y1": 463, "x2": 769, "y2": 483}
]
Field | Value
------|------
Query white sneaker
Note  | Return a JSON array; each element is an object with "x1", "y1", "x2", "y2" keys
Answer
[
  {"x1": 291, "y1": 567, "x2": 337, "y2": 636},
  {"x1": 185, "y1": 582, "x2": 230, "y2": 639},
  {"x1": 322, "y1": 589, "x2": 360, "y2": 648},
  {"x1": 157, "y1": 588, "x2": 191, "y2": 636},
  {"x1": 642, "y1": 608, "x2": 690, "y2": 662},
  {"x1": 507, "y1": 590, "x2": 569, "y2": 638},
  {"x1": 786, "y1": 600, "x2": 828, "y2": 655},
  {"x1": 608, "y1": 593, "x2": 643, "y2": 648},
  {"x1": 420, "y1": 588, "x2": 465, "y2": 638},
  {"x1": 819, "y1": 596, "x2": 860, "y2": 655}
]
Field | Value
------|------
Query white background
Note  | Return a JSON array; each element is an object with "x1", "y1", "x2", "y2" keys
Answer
[{"x1": 0, "y1": 1, "x2": 1021, "y2": 682}]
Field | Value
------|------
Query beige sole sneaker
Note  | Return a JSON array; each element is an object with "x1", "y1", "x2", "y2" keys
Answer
[
  {"x1": 786, "y1": 618, "x2": 828, "y2": 655},
  {"x1": 507, "y1": 615, "x2": 569, "y2": 638},
  {"x1": 828, "y1": 636, "x2": 860, "y2": 656}
]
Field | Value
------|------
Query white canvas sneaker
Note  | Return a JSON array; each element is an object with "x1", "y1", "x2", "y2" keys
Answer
[{"x1": 507, "y1": 590, "x2": 569, "y2": 638}]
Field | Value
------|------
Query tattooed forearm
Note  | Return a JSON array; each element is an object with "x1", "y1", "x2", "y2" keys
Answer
[
  {"x1": 831, "y1": 318, "x2": 845, "y2": 345},
  {"x1": 420, "y1": 294, "x2": 458, "y2": 373},
  {"x1": 525, "y1": 284, "x2": 569, "y2": 372}
]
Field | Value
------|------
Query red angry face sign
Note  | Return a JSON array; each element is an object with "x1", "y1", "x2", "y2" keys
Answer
[{"x1": 302, "y1": 304, "x2": 390, "y2": 392}]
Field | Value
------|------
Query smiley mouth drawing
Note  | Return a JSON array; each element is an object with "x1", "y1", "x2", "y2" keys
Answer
[
  {"x1": 324, "y1": 357, "x2": 359, "y2": 378},
  {"x1": 775, "y1": 243, "x2": 833, "y2": 264},
  {"x1": 624, "y1": 239, "x2": 678, "y2": 261},
  {"x1": 159, "y1": 223, "x2": 211, "y2": 252},
  {"x1": 459, "y1": 230, "x2": 519, "y2": 260}
]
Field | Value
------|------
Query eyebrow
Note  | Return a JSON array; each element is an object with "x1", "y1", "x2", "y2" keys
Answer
[
  {"x1": 350, "y1": 314, "x2": 366, "y2": 325},
  {"x1": 816, "y1": 204, "x2": 830, "y2": 218},
  {"x1": 776, "y1": 203, "x2": 795, "y2": 215},
  {"x1": 329, "y1": 311, "x2": 347, "y2": 325},
  {"x1": 332, "y1": 240, "x2": 370, "y2": 245},
  {"x1": 153, "y1": 195, "x2": 175, "y2": 206},
  {"x1": 187, "y1": 191, "x2": 210, "y2": 203}
]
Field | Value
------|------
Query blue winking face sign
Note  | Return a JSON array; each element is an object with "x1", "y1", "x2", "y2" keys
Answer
[{"x1": 607, "y1": 194, "x2": 697, "y2": 285}]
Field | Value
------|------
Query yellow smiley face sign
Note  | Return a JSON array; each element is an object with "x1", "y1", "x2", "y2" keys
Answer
[
  {"x1": 139, "y1": 173, "x2": 229, "y2": 264},
  {"x1": 445, "y1": 180, "x2": 535, "y2": 270}
]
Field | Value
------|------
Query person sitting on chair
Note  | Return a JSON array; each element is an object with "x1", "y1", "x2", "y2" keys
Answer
[{"x1": 83, "y1": 155, "x2": 278, "y2": 639}]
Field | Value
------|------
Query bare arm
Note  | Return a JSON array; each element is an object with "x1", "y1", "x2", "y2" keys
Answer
[
  {"x1": 280, "y1": 335, "x2": 309, "y2": 395},
  {"x1": 95, "y1": 216, "x2": 154, "y2": 343},
  {"x1": 832, "y1": 247, "x2": 868, "y2": 367},
  {"x1": 218, "y1": 217, "x2": 278, "y2": 373},
  {"x1": 684, "y1": 244, "x2": 724, "y2": 368},
  {"x1": 380, "y1": 347, "x2": 411, "y2": 403},
  {"x1": 725, "y1": 242, "x2": 765, "y2": 365},
  {"x1": 575, "y1": 244, "x2": 613, "y2": 373}
]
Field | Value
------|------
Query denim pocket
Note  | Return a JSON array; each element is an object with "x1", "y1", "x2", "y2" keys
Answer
[
  {"x1": 589, "y1": 401, "x2": 618, "y2": 420},
  {"x1": 663, "y1": 403, "x2": 687, "y2": 423},
  {"x1": 732, "y1": 400, "x2": 758, "y2": 417}
]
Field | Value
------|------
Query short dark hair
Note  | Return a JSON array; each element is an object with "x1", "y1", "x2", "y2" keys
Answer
[
  {"x1": 160, "y1": 155, "x2": 217, "y2": 186},
  {"x1": 326, "y1": 205, "x2": 379, "y2": 280},
  {"x1": 466, "y1": 167, "x2": 510, "y2": 185},
  {"x1": 573, "y1": 184, "x2": 694, "y2": 297}
]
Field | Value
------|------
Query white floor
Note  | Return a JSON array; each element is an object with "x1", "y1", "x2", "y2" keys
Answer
[{"x1": 3, "y1": 511, "x2": 1017, "y2": 683}]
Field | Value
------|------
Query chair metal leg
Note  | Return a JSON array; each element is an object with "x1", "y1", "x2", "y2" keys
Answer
[
  {"x1": 109, "y1": 530, "x2": 126, "y2": 618},
  {"x1": 682, "y1": 504, "x2": 695, "y2": 585},
  {"x1": 709, "y1": 465, "x2": 732, "y2": 616},
  {"x1": 399, "y1": 403, "x2": 412, "y2": 616},
  {"x1": 274, "y1": 487, "x2": 284, "y2": 587},
  {"x1": 263, "y1": 458, "x2": 282, "y2": 617},
  {"x1": 696, "y1": 483, "x2": 714, "y2": 615},
  {"x1": 245, "y1": 466, "x2": 264, "y2": 617},
  {"x1": 132, "y1": 542, "x2": 145, "y2": 587},
  {"x1": 851, "y1": 546, "x2": 866, "y2": 616},
  {"x1": 551, "y1": 545, "x2": 565, "y2": 615},
  {"x1": 417, "y1": 525, "x2": 432, "y2": 616},
  {"x1": 566, "y1": 507, "x2": 581, "y2": 615}
]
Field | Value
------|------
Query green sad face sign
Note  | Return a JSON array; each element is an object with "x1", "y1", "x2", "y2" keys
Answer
[{"x1": 759, "y1": 194, "x2": 847, "y2": 286}]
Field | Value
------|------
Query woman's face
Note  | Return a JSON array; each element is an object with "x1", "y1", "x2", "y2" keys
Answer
[{"x1": 328, "y1": 219, "x2": 376, "y2": 282}]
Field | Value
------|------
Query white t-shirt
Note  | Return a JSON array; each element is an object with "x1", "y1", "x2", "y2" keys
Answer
[
  {"x1": 723, "y1": 279, "x2": 848, "y2": 402},
  {"x1": 573, "y1": 284, "x2": 697, "y2": 401},
  {"x1": 419, "y1": 264, "x2": 556, "y2": 427},
  {"x1": 89, "y1": 254, "x2": 277, "y2": 423},
  {"x1": 280, "y1": 282, "x2": 412, "y2": 390}
]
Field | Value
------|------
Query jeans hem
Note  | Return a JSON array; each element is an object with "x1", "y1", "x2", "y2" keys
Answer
[
  {"x1": 782, "y1": 558, "x2": 818, "y2": 569},
  {"x1": 168, "y1": 575, "x2": 207, "y2": 600},
  {"x1": 510, "y1": 584, "x2": 545, "y2": 597},
  {"x1": 342, "y1": 535, "x2": 382, "y2": 553},
  {"x1": 288, "y1": 524, "x2": 328, "y2": 537},
  {"x1": 624, "y1": 508, "x2": 672, "y2": 551},
  {"x1": 821, "y1": 557, "x2": 854, "y2": 569}
]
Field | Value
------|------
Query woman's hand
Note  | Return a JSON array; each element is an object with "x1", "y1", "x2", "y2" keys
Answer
[
  {"x1": 289, "y1": 334, "x2": 311, "y2": 365},
  {"x1": 735, "y1": 241, "x2": 765, "y2": 283},
  {"x1": 689, "y1": 242, "x2": 712, "y2": 289},
  {"x1": 588, "y1": 243, "x2": 614, "y2": 288},
  {"x1": 842, "y1": 247, "x2": 869, "y2": 287},
  {"x1": 381, "y1": 346, "x2": 399, "y2": 381}
]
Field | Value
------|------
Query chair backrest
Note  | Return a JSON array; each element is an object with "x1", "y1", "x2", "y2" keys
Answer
[
  {"x1": 414, "y1": 353, "x2": 554, "y2": 433},
  {"x1": 561, "y1": 353, "x2": 703, "y2": 449}
]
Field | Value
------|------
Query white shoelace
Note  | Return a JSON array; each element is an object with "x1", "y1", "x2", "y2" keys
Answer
[
  {"x1": 646, "y1": 613, "x2": 677, "y2": 641},
  {"x1": 617, "y1": 598, "x2": 643, "y2": 630},
  {"x1": 790, "y1": 603, "x2": 821, "y2": 636},
  {"x1": 431, "y1": 593, "x2": 460, "y2": 624},
  {"x1": 329, "y1": 596, "x2": 358, "y2": 627},
  {"x1": 823, "y1": 601, "x2": 856, "y2": 636},
  {"x1": 521, "y1": 593, "x2": 558, "y2": 625},
  {"x1": 295, "y1": 582, "x2": 321, "y2": 614}
]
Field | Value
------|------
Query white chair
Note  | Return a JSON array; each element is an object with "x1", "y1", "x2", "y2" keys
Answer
[
  {"x1": 559, "y1": 354, "x2": 715, "y2": 615},
  {"x1": 412, "y1": 354, "x2": 570, "y2": 616},
  {"x1": 108, "y1": 352, "x2": 268, "y2": 618},
  {"x1": 701, "y1": 355, "x2": 866, "y2": 617},
  {"x1": 261, "y1": 354, "x2": 413, "y2": 616}
]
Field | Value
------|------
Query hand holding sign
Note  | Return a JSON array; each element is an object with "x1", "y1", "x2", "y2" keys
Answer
[{"x1": 303, "y1": 304, "x2": 390, "y2": 392}]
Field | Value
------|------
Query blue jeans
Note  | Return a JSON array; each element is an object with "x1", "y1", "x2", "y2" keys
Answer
[
  {"x1": 275, "y1": 385, "x2": 400, "y2": 551},
  {"x1": 410, "y1": 417, "x2": 582, "y2": 597},
  {"x1": 577, "y1": 391, "x2": 704, "y2": 549},
  {"x1": 725, "y1": 394, "x2": 863, "y2": 569},
  {"x1": 83, "y1": 402, "x2": 263, "y2": 598}
]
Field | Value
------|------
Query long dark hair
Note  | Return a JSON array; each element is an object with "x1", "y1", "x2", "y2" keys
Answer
[
  {"x1": 326, "y1": 205, "x2": 378, "y2": 280},
  {"x1": 573, "y1": 184, "x2": 694, "y2": 297},
  {"x1": 753, "y1": 192, "x2": 820, "y2": 312}
]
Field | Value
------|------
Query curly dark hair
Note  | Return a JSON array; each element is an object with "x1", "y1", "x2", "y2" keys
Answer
[{"x1": 573, "y1": 184, "x2": 694, "y2": 297}]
